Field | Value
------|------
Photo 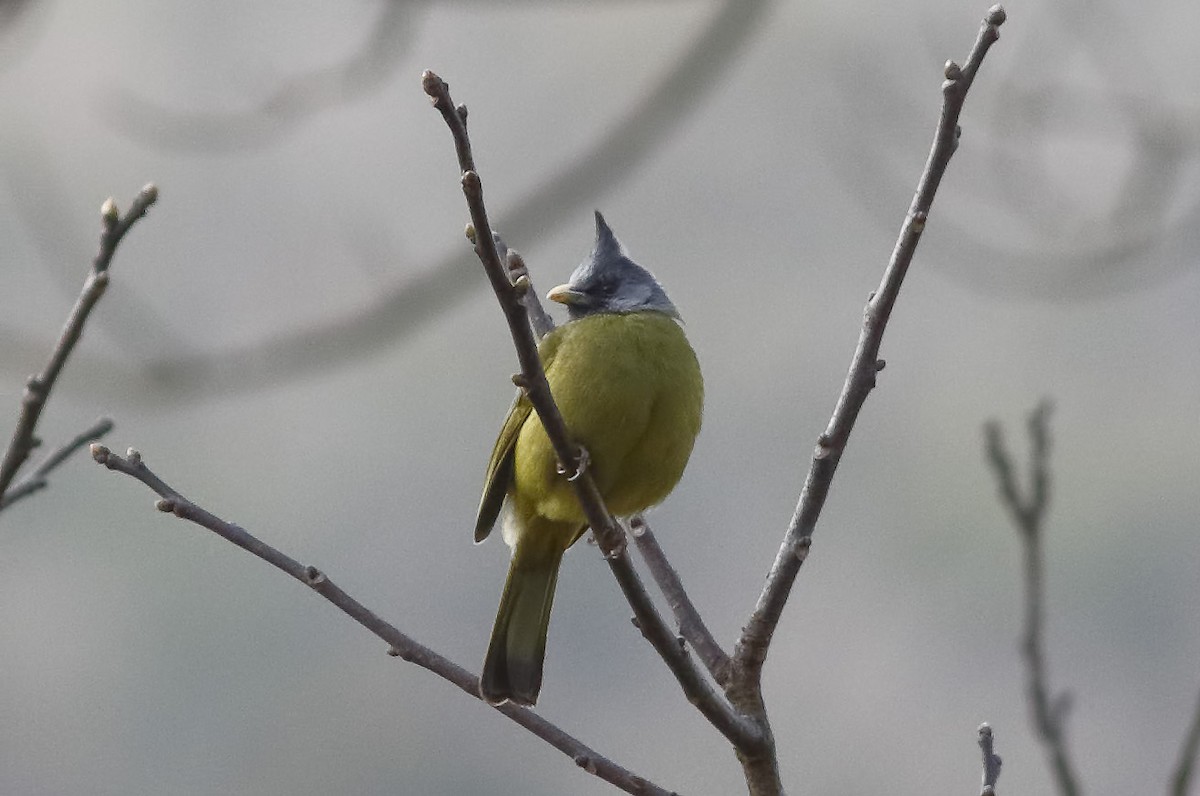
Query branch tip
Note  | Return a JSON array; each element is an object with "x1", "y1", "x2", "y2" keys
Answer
[
  {"x1": 100, "y1": 197, "x2": 119, "y2": 225},
  {"x1": 944, "y1": 60, "x2": 964, "y2": 81},
  {"x1": 90, "y1": 443, "x2": 110, "y2": 463},
  {"x1": 977, "y1": 721, "x2": 1002, "y2": 792},
  {"x1": 155, "y1": 498, "x2": 175, "y2": 513},
  {"x1": 986, "y1": 4, "x2": 1007, "y2": 26},
  {"x1": 420, "y1": 69, "x2": 445, "y2": 102}
]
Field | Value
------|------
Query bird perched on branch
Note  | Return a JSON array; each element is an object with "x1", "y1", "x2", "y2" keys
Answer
[{"x1": 475, "y1": 212, "x2": 704, "y2": 706}]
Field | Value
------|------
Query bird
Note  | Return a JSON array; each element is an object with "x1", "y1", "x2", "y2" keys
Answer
[{"x1": 475, "y1": 211, "x2": 704, "y2": 706}]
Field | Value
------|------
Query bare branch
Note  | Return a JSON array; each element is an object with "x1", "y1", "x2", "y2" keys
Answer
[
  {"x1": 977, "y1": 722, "x2": 1002, "y2": 795},
  {"x1": 1170, "y1": 687, "x2": 1200, "y2": 796},
  {"x1": 629, "y1": 515, "x2": 731, "y2": 684},
  {"x1": 0, "y1": 184, "x2": 157, "y2": 505},
  {"x1": 90, "y1": 445, "x2": 675, "y2": 796},
  {"x1": 486, "y1": 230, "x2": 556, "y2": 340},
  {"x1": 0, "y1": 417, "x2": 113, "y2": 509},
  {"x1": 734, "y1": 5, "x2": 1008, "y2": 677},
  {"x1": 984, "y1": 400, "x2": 1080, "y2": 796},
  {"x1": 422, "y1": 70, "x2": 763, "y2": 755}
]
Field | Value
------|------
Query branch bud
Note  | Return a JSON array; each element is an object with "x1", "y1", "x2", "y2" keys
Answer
[{"x1": 100, "y1": 198, "x2": 119, "y2": 225}]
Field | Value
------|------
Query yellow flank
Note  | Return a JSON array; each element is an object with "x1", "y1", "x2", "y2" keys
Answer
[{"x1": 510, "y1": 311, "x2": 703, "y2": 534}]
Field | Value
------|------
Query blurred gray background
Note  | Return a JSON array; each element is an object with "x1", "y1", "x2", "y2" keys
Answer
[{"x1": 2, "y1": 1, "x2": 1198, "y2": 794}]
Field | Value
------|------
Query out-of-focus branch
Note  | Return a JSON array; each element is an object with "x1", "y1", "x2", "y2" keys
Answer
[
  {"x1": 90, "y1": 445, "x2": 675, "y2": 796},
  {"x1": 977, "y1": 722, "x2": 1002, "y2": 795},
  {"x1": 130, "y1": 0, "x2": 767, "y2": 403},
  {"x1": 0, "y1": 417, "x2": 113, "y2": 509},
  {"x1": 0, "y1": 185, "x2": 157, "y2": 508},
  {"x1": 734, "y1": 4, "x2": 1007, "y2": 678},
  {"x1": 984, "y1": 400, "x2": 1080, "y2": 796},
  {"x1": 422, "y1": 69, "x2": 762, "y2": 756},
  {"x1": 104, "y1": 2, "x2": 422, "y2": 153},
  {"x1": 1170, "y1": 687, "x2": 1200, "y2": 796},
  {"x1": 629, "y1": 515, "x2": 731, "y2": 684}
]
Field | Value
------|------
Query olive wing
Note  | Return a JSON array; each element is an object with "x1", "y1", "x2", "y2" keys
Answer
[{"x1": 473, "y1": 395, "x2": 531, "y2": 542}]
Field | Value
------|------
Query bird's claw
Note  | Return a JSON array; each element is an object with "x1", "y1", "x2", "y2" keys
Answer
[{"x1": 557, "y1": 446, "x2": 590, "y2": 482}]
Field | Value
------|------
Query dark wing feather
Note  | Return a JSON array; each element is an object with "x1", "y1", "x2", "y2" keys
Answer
[
  {"x1": 474, "y1": 394, "x2": 531, "y2": 542},
  {"x1": 474, "y1": 325, "x2": 566, "y2": 543}
]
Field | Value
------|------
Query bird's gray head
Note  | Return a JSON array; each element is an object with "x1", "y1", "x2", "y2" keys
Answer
[{"x1": 547, "y1": 212, "x2": 680, "y2": 321}]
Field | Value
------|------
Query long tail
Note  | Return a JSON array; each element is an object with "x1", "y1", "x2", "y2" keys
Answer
[{"x1": 480, "y1": 540, "x2": 567, "y2": 706}]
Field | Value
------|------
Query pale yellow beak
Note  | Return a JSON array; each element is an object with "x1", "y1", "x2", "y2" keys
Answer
[{"x1": 547, "y1": 284, "x2": 586, "y2": 305}]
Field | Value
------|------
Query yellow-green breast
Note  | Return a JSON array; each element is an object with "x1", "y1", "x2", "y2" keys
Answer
[{"x1": 511, "y1": 310, "x2": 703, "y2": 525}]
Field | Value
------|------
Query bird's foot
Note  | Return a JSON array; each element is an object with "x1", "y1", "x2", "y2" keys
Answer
[{"x1": 557, "y1": 445, "x2": 590, "y2": 482}]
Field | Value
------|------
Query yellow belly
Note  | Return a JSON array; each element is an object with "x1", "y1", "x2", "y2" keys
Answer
[{"x1": 510, "y1": 312, "x2": 703, "y2": 530}]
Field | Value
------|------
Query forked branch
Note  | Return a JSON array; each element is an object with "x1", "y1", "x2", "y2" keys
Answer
[
  {"x1": 422, "y1": 69, "x2": 762, "y2": 754},
  {"x1": 0, "y1": 185, "x2": 156, "y2": 510},
  {"x1": 984, "y1": 401, "x2": 1079, "y2": 796}
]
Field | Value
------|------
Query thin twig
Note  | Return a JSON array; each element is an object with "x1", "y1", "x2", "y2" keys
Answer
[
  {"x1": 1170, "y1": 687, "x2": 1200, "y2": 796},
  {"x1": 977, "y1": 722, "x2": 1002, "y2": 795},
  {"x1": 422, "y1": 70, "x2": 763, "y2": 755},
  {"x1": 630, "y1": 515, "x2": 731, "y2": 684},
  {"x1": 0, "y1": 417, "x2": 114, "y2": 509},
  {"x1": 487, "y1": 231, "x2": 555, "y2": 340},
  {"x1": 90, "y1": 445, "x2": 675, "y2": 796},
  {"x1": 984, "y1": 400, "x2": 1080, "y2": 796},
  {"x1": 733, "y1": 5, "x2": 1008, "y2": 679},
  {"x1": 0, "y1": 184, "x2": 157, "y2": 505}
]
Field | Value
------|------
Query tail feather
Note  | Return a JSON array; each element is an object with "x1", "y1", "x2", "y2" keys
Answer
[{"x1": 480, "y1": 542, "x2": 565, "y2": 706}]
